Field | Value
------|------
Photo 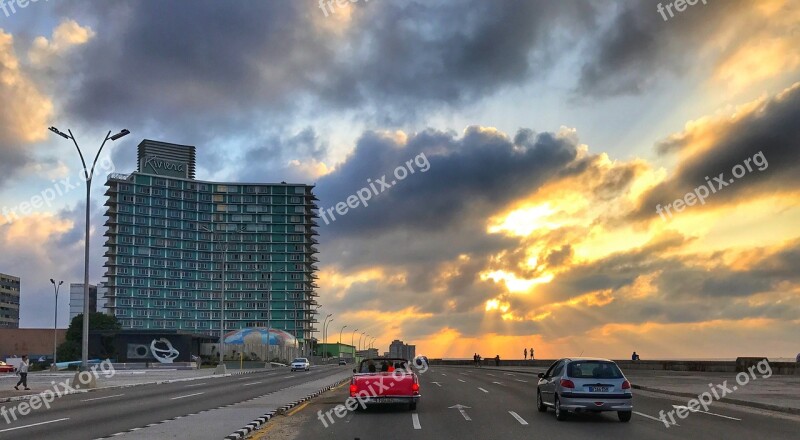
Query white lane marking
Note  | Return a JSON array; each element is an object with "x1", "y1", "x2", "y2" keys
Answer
[
  {"x1": 0, "y1": 418, "x2": 70, "y2": 433},
  {"x1": 635, "y1": 411, "x2": 676, "y2": 426},
  {"x1": 509, "y1": 411, "x2": 529, "y2": 425},
  {"x1": 441, "y1": 373, "x2": 447, "y2": 376},
  {"x1": 672, "y1": 405, "x2": 742, "y2": 421},
  {"x1": 184, "y1": 382, "x2": 207, "y2": 388},
  {"x1": 478, "y1": 387, "x2": 489, "y2": 393},
  {"x1": 412, "y1": 413, "x2": 422, "y2": 429},
  {"x1": 81, "y1": 393, "x2": 124, "y2": 402},
  {"x1": 449, "y1": 404, "x2": 472, "y2": 421},
  {"x1": 492, "y1": 381, "x2": 504, "y2": 385},
  {"x1": 242, "y1": 381, "x2": 263, "y2": 386},
  {"x1": 457, "y1": 379, "x2": 466, "y2": 383},
  {"x1": 486, "y1": 373, "x2": 496, "y2": 377},
  {"x1": 283, "y1": 375, "x2": 294, "y2": 379},
  {"x1": 504, "y1": 373, "x2": 515, "y2": 376},
  {"x1": 170, "y1": 392, "x2": 205, "y2": 400},
  {"x1": 515, "y1": 379, "x2": 528, "y2": 383},
  {"x1": 431, "y1": 382, "x2": 442, "y2": 387}
]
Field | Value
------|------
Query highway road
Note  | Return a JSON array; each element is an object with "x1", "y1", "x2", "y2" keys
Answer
[
  {"x1": 266, "y1": 366, "x2": 800, "y2": 440},
  {"x1": 0, "y1": 366, "x2": 350, "y2": 440}
]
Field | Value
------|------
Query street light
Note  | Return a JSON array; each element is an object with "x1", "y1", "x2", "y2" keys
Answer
[
  {"x1": 322, "y1": 314, "x2": 333, "y2": 362},
  {"x1": 49, "y1": 279, "x2": 63, "y2": 371},
  {"x1": 351, "y1": 328, "x2": 358, "y2": 360},
  {"x1": 49, "y1": 126, "x2": 129, "y2": 370},
  {"x1": 359, "y1": 331, "x2": 367, "y2": 352}
]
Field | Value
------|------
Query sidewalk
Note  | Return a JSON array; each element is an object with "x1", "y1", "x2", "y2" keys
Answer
[
  {"x1": 0, "y1": 368, "x2": 265, "y2": 403},
  {"x1": 438, "y1": 365, "x2": 800, "y2": 415},
  {"x1": 101, "y1": 370, "x2": 352, "y2": 440}
]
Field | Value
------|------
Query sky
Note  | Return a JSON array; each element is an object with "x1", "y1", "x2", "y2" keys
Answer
[{"x1": 0, "y1": 0, "x2": 798, "y2": 360}]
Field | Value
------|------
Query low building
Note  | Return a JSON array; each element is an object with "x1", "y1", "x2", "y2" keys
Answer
[
  {"x1": 316, "y1": 343, "x2": 355, "y2": 360},
  {"x1": 89, "y1": 329, "x2": 216, "y2": 363},
  {"x1": 0, "y1": 273, "x2": 20, "y2": 329}
]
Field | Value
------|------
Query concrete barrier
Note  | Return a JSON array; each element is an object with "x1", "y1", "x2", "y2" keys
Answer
[{"x1": 428, "y1": 358, "x2": 799, "y2": 375}]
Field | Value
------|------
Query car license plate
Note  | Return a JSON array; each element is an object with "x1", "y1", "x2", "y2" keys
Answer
[{"x1": 589, "y1": 386, "x2": 609, "y2": 392}]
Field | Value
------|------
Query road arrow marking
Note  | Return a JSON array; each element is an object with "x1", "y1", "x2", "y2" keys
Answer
[{"x1": 449, "y1": 404, "x2": 472, "y2": 421}]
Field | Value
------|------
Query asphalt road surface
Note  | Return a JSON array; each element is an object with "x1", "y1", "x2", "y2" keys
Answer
[
  {"x1": 0, "y1": 366, "x2": 349, "y2": 440},
  {"x1": 271, "y1": 366, "x2": 800, "y2": 440}
]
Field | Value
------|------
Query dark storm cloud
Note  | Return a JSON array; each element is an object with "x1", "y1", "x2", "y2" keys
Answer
[
  {"x1": 632, "y1": 82, "x2": 800, "y2": 219},
  {"x1": 317, "y1": 0, "x2": 599, "y2": 117},
  {"x1": 59, "y1": 0, "x2": 599, "y2": 133},
  {"x1": 576, "y1": 0, "x2": 751, "y2": 97},
  {"x1": 315, "y1": 126, "x2": 579, "y2": 239}
]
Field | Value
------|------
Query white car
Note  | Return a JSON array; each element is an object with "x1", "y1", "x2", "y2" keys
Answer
[{"x1": 290, "y1": 358, "x2": 310, "y2": 371}]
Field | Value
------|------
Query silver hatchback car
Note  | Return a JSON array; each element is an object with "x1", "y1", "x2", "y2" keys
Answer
[{"x1": 537, "y1": 357, "x2": 632, "y2": 422}]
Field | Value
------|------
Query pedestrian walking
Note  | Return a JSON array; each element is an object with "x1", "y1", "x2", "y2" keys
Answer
[
  {"x1": 14, "y1": 355, "x2": 30, "y2": 390},
  {"x1": 530, "y1": 347, "x2": 534, "y2": 360},
  {"x1": 495, "y1": 354, "x2": 500, "y2": 366},
  {"x1": 524, "y1": 348, "x2": 528, "y2": 360}
]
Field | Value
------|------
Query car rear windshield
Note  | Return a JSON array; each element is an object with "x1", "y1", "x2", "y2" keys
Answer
[
  {"x1": 292, "y1": 359, "x2": 307, "y2": 363},
  {"x1": 567, "y1": 361, "x2": 623, "y2": 379}
]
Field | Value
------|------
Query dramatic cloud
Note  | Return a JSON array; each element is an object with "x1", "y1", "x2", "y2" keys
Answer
[{"x1": 577, "y1": 0, "x2": 800, "y2": 97}]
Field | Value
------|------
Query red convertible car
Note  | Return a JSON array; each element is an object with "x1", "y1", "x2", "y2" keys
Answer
[
  {"x1": 0, "y1": 361, "x2": 14, "y2": 373},
  {"x1": 350, "y1": 357, "x2": 420, "y2": 410}
]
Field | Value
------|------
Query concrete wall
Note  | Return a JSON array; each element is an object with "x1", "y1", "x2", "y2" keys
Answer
[
  {"x1": 429, "y1": 358, "x2": 799, "y2": 375},
  {"x1": 0, "y1": 328, "x2": 67, "y2": 357}
]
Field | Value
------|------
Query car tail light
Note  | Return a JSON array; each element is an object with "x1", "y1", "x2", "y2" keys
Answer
[
  {"x1": 412, "y1": 383, "x2": 420, "y2": 393},
  {"x1": 349, "y1": 384, "x2": 358, "y2": 396},
  {"x1": 560, "y1": 379, "x2": 575, "y2": 389},
  {"x1": 621, "y1": 380, "x2": 631, "y2": 390}
]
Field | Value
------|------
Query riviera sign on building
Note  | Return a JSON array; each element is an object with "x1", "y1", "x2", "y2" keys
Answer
[{"x1": 103, "y1": 139, "x2": 320, "y2": 351}]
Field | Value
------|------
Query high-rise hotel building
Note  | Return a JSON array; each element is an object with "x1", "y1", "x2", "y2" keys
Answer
[{"x1": 103, "y1": 140, "x2": 319, "y2": 343}]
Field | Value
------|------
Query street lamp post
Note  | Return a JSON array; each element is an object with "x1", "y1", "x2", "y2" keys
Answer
[
  {"x1": 322, "y1": 314, "x2": 333, "y2": 363},
  {"x1": 359, "y1": 331, "x2": 366, "y2": 352},
  {"x1": 49, "y1": 126, "x2": 129, "y2": 371},
  {"x1": 351, "y1": 328, "x2": 358, "y2": 361},
  {"x1": 49, "y1": 279, "x2": 63, "y2": 371}
]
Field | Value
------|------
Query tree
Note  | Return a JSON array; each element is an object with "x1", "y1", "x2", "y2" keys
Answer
[{"x1": 57, "y1": 313, "x2": 122, "y2": 361}]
